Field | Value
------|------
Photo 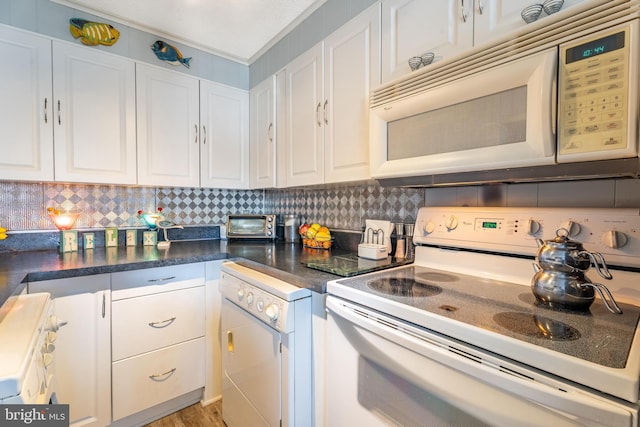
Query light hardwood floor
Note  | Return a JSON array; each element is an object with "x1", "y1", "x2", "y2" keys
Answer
[{"x1": 144, "y1": 401, "x2": 224, "y2": 427}]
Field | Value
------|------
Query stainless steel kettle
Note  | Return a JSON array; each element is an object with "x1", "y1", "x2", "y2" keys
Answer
[
  {"x1": 535, "y1": 228, "x2": 612, "y2": 278},
  {"x1": 532, "y1": 228, "x2": 622, "y2": 314},
  {"x1": 531, "y1": 265, "x2": 622, "y2": 314}
]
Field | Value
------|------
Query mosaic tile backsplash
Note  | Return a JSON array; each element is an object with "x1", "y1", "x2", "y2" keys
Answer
[
  {"x1": 0, "y1": 181, "x2": 424, "y2": 233},
  {"x1": 1, "y1": 178, "x2": 638, "y2": 235}
]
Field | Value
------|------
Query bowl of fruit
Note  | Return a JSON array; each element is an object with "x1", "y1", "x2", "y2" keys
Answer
[{"x1": 299, "y1": 222, "x2": 333, "y2": 249}]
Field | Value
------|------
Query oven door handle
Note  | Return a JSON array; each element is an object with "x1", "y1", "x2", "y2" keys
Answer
[{"x1": 326, "y1": 296, "x2": 634, "y2": 427}]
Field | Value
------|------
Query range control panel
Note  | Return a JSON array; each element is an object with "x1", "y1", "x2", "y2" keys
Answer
[{"x1": 414, "y1": 207, "x2": 640, "y2": 268}]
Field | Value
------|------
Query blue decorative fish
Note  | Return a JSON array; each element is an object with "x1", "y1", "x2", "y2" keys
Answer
[{"x1": 151, "y1": 40, "x2": 192, "y2": 68}]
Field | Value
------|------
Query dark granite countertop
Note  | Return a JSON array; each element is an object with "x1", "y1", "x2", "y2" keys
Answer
[{"x1": 0, "y1": 240, "x2": 353, "y2": 313}]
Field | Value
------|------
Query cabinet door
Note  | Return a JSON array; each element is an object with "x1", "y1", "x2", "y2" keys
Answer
[
  {"x1": 285, "y1": 43, "x2": 324, "y2": 186},
  {"x1": 275, "y1": 69, "x2": 288, "y2": 188},
  {"x1": 381, "y1": 0, "x2": 473, "y2": 83},
  {"x1": 200, "y1": 80, "x2": 249, "y2": 189},
  {"x1": 203, "y1": 260, "x2": 223, "y2": 405},
  {"x1": 28, "y1": 275, "x2": 111, "y2": 427},
  {"x1": 0, "y1": 26, "x2": 53, "y2": 181},
  {"x1": 136, "y1": 63, "x2": 200, "y2": 187},
  {"x1": 324, "y1": 5, "x2": 380, "y2": 183},
  {"x1": 52, "y1": 41, "x2": 136, "y2": 184},
  {"x1": 250, "y1": 76, "x2": 276, "y2": 188},
  {"x1": 473, "y1": 0, "x2": 588, "y2": 46}
]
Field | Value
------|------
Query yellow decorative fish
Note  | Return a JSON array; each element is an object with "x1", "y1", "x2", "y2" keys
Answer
[{"x1": 69, "y1": 18, "x2": 120, "y2": 46}]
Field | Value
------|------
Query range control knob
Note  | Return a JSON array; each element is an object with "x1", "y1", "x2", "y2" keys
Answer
[
  {"x1": 603, "y1": 230, "x2": 628, "y2": 249},
  {"x1": 46, "y1": 315, "x2": 67, "y2": 332},
  {"x1": 424, "y1": 221, "x2": 436, "y2": 235},
  {"x1": 256, "y1": 299, "x2": 264, "y2": 312},
  {"x1": 43, "y1": 353, "x2": 54, "y2": 368},
  {"x1": 445, "y1": 215, "x2": 459, "y2": 231},
  {"x1": 246, "y1": 292, "x2": 254, "y2": 306},
  {"x1": 559, "y1": 220, "x2": 581, "y2": 237},
  {"x1": 527, "y1": 219, "x2": 541, "y2": 235},
  {"x1": 265, "y1": 304, "x2": 279, "y2": 321},
  {"x1": 237, "y1": 288, "x2": 245, "y2": 301}
]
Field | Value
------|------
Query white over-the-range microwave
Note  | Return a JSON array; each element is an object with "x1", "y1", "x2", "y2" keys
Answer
[{"x1": 370, "y1": 13, "x2": 640, "y2": 184}]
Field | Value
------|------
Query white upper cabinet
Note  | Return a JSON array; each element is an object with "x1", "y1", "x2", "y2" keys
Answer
[
  {"x1": 283, "y1": 4, "x2": 380, "y2": 187},
  {"x1": 382, "y1": 0, "x2": 471, "y2": 83},
  {"x1": 285, "y1": 43, "x2": 325, "y2": 186},
  {"x1": 474, "y1": 0, "x2": 588, "y2": 46},
  {"x1": 0, "y1": 26, "x2": 53, "y2": 181},
  {"x1": 250, "y1": 76, "x2": 276, "y2": 188},
  {"x1": 324, "y1": 5, "x2": 380, "y2": 183},
  {"x1": 136, "y1": 63, "x2": 200, "y2": 187},
  {"x1": 201, "y1": 80, "x2": 249, "y2": 189},
  {"x1": 53, "y1": 41, "x2": 136, "y2": 184},
  {"x1": 381, "y1": 0, "x2": 588, "y2": 83}
]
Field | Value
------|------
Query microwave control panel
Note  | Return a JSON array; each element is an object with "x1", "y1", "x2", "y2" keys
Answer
[{"x1": 558, "y1": 20, "x2": 638, "y2": 162}]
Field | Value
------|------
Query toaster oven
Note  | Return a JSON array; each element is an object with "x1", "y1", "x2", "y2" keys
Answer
[{"x1": 226, "y1": 214, "x2": 277, "y2": 239}]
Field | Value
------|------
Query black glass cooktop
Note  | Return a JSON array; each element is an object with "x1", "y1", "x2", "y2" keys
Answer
[
  {"x1": 302, "y1": 253, "x2": 413, "y2": 277},
  {"x1": 332, "y1": 265, "x2": 640, "y2": 369}
]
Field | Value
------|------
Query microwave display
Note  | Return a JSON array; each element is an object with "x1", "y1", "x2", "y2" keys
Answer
[{"x1": 565, "y1": 31, "x2": 625, "y2": 64}]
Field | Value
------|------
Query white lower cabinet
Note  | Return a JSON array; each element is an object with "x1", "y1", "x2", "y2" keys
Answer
[
  {"x1": 203, "y1": 261, "x2": 223, "y2": 404},
  {"x1": 111, "y1": 264, "x2": 206, "y2": 423},
  {"x1": 27, "y1": 263, "x2": 210, "y2": 426},
  {"x1": 28, "y1": 275, "x2": 111, "y2": 427},
  {"x1": 112, "y1": 338, "x2": 205, "y2": 420},
  {"x1": 111, "y1": 286, "x2": 205, "y2": 361}
]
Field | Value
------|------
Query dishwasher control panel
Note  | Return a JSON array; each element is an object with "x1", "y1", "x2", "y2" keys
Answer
[{"x1": 220, "y1": 264, "x2": 310, "y2": 333}]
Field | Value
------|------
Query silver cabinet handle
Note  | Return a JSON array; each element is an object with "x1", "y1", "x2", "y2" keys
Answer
[
  {"x1": 102, "y1": 292, "x2": 106, "y2": 318},
  {"x1": 57, "y1": 100, "x2": 61, "y2": 125},
  {"x1": 323, "y1": 99, "x2": 328, "y2": 125},
  {"x1": 316, "y1": 102, "x2": 322, "y2": 127},
  {"x1": 194, "y1": 124, "x2": 198, "y2": 143},
  {"x1": 148, "y1": 317, "x2": 176, "y2": 328},
  {"x1": 149, "y1": 367, "x2": 176, "y2": 381},
  {"x1": 147, "y1": 276, "x2": 176, "y2": 283},
  {"x1": 268, "y1": 123, "x2": 273, "y2": 142},
  {"x1": 478, "y1": 0, "x2": 485, "y2": 14},
  {"x1": 202, "y1": 125, "x2": 207, "y2": 144},
  {"x1": 461, "y1": 0, "x2": 469, "y2": 22},
  {"x1": 44, "y1": 98, "x2": 48, "y2": 123}
]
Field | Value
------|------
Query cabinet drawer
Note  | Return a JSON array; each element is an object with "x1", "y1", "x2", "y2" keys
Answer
[
  {"x1": 112, "y1": 286, "x2": 205, "y2": 360},
  {"x1": 112, "y1": 337, "x2": 205, "y2": 421},
  {"x1": 112, "y1": 263, "x2": 205, "y2": 300}
]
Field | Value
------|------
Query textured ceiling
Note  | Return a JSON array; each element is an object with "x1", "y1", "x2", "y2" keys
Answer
[{"x1": 54, "y1": 0, "x2": 326, "y2": 63}]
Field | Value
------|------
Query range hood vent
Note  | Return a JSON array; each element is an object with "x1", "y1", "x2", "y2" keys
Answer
[
  {"x1": 371, "y1": 0, "x2": 640, "y2": 108},
  {"x1": 376, "y1": 158, "x2": 640, "y2": 187}
]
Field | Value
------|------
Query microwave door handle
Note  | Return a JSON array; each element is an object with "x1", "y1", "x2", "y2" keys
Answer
[{"x1": 551, "y1": 72, "x2": 557, "y2": 144}]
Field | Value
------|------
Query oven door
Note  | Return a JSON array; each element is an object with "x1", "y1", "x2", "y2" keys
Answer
[
  {"x1": 370, "y1": 48, "x2": 557, "y2": 179},
  {"x1": 326, "y1": 296, "x2": 638, "y2": 427}
]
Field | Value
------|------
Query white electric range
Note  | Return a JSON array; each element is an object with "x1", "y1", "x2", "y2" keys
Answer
[{"x1": 326, "y1": 207, "x2": 640, "y2": 427}]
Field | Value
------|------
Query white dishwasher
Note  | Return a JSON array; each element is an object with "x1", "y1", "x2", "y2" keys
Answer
[{"x1": 220, "y1": 261, "x2": 312, "y2": 427}]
